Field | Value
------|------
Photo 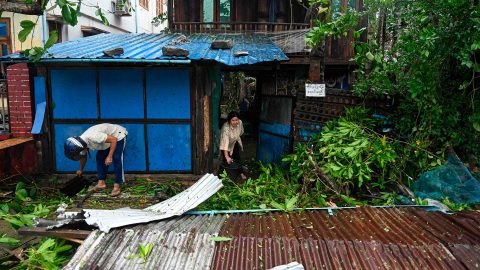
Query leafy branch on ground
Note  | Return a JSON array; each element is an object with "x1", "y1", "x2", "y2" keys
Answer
[
  {"x1": 126, "y1": 243, "x2": 154, "y2": 264},
  {"x1": 3, "y1": 238, "x2": 73, "y2": 270}
]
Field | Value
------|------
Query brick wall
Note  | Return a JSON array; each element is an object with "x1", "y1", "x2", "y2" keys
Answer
[{"x1": 7, "y1": 63, "x2": 33, "y2": 138}]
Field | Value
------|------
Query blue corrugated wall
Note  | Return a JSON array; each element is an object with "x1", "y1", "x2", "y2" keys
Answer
[
  {"x1": 257, "y1": 122, "x2": 291, "y2": 164},
  {"x1": 51, "y1": 68, "x2": 191, "y2": 172}
]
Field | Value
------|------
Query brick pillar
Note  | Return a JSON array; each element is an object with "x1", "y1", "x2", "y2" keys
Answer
[{"x1": 7, "y1": 63, "x2": 33, "y2": 138}]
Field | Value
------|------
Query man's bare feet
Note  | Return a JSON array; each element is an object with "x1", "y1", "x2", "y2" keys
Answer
[
  {"x1": 92, "y1": 180, "x2": 106, "y2": 191},
  {"x1": 111, "y1": 183, "x2": 121, "y2": 197}
]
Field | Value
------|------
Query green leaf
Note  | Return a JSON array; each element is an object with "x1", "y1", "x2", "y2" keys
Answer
[
  {"x1": 45, "y1": 31, "x2": 58, "y2": 49},
  {"x1": 4, "y1": 216, "x2": 25, "y2": 228},
  {"x1": 95, "y1": 8, "x2": 110, "y2": 26},
  {"x1": 57, "y1": 0, "x2": 67, "y2": 8},
  {"x1": 61, "y1": 5, "x2": 74, "y2": 25},
  {"x1": 0, "y1": 204, "x2": 8, "y2": 214},
  {"x1": 38, "y1": 239, "x2": 56, "y2": 253},
  {"x1": 18, "y1": 28, "x2": 33, "y2": 43},
  {"x1": 366, "y1": 52, "x2": 374, "y2": 61},
  {"x1": 20, "y1": 20, "x2": 35, "y2": 29},
  {"x1": 15, "y1": 188, "x2": 28, "y2": 202},
  {"x1": 0, "y1": 234, "x2": 20, "y2": 247},
  {"x1": 474, "y1": 121, "x2": 480, "y2": 132},
  {"x1": 285, "y1": 196, "x2": 298, "y2": 211},
  {"x1": 318, "y1": 7, "x2": 329, "y2": 14},
  {"x1": 208, "y1": 236, "x2": 233, "y2": 242},
  {"x1": 340, "y1": 195, "x2": 357, "y2": 206},
  {"x1": 270, "y1": 201, "x2": 285, "y2": 210}
]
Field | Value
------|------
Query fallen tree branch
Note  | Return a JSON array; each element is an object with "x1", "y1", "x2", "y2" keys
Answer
[{"x1": 0, "y1": 0, "x2": 43, "y2": 15}]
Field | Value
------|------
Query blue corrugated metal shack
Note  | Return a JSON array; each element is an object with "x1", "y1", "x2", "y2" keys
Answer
[{"x1": 1, "y1": 33, "x2": 288, "y2": 174}]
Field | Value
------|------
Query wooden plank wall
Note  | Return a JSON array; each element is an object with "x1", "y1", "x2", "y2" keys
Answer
[{"x1": 192, "y1": 66, "x2": 214, "y2": 174}]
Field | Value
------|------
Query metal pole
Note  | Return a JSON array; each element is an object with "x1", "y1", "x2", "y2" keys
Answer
[
  {"x1": 42, "y1": 11, "x2": 48, "y2": 46},
  {"x1": 135, "y1": 0, "x2": 139, "y2": 33}
]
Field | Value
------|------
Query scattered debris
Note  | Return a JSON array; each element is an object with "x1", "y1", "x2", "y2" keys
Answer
[
  {"x1": 162, "y1": 46, "x2": 189, "y2": 57},
  {"x1": 59, "y1": 176, "x2": 95, "y2": 197},
  {"x1": 234, "y1": 51, "x2": 249, "y2": 57},
  {"x1": 425, "y1": 199, "x2": 451, "y2": 214},
  {"x1": 211, "y1": 40, "x2": 233, "y2": 49},
  {"x1": 126, "y1": 243, "x2": 154, "y2": 264},
  {"x1": 50, "y1": 174, "x2": 222, "y2": 232},
  {"x1": 269, "y1": 262, "x2": 305, "y2": 270},
  {"x1": 412, "y1": 150, "x2": 480, "y2": 205},
  {"x1": 17, "y1": 227, "x2": 90, "y2": 243},
  {"x1": 168, "y1": 34, "x2": 190, "y2": 45},
  {"x1": 103, "y1": 47, "x2": 124, "y2": 57},
  {"x1": 208, "y1": 236, "x2": 232, "y2": 242}
]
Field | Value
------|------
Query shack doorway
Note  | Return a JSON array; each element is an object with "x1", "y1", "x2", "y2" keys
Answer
[
  {"x1": 218, "y1": 72, "x2": 259, "y2": 164},
  {"x1": 217, "y1": 70, "x2": 295, "y2": 166}
]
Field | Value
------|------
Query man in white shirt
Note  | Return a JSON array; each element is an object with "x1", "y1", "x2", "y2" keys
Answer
[{"x1": 64, "y1": 123, "x2": 128, "y2": 197}]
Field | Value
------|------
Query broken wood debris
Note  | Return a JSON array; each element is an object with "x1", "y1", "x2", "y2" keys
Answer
[
  {"x1": 162, "y1": 46, "x2": 189, "y2": 56},
  {"x1": 211, "y1": 40, "x2": 233, "y2": 49},
  {"x1": 103, "y1": 47, "x2": 124, "y2": 57},
  {"x1": 234, "y1": 51, "x2": 249, "y2": 57},
  {"x1": 18, "y1": 227, "x2": 91, "y2": 241}
]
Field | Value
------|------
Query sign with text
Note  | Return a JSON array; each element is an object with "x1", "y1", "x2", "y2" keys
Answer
[{"x1": 305, "y1": 83, "x2": 326, "y2": 97}]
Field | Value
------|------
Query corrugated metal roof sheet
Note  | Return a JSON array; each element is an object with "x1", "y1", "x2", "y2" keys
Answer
[
  {"x1": 1, "y1": 33, "x2": 288, "y2": 66},
  {"x1": 79, "y1": 173, "x2": 222, "y2": 232},
  {"x1": 63, "y1": 207, "x2": 480, "y2": 270},
  {"x1": 64, "y1": 214, "x2": 227, "y2": 270},
  {"x1": 213, "y1": 207, "x2": 480, "y2": 270}
]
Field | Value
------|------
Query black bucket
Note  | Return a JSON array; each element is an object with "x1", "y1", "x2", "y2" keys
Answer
[
  {"x1": 60, "y1": 176, "x2": 95, "y2": 197},
  {"x1": 219, "y1": 161, "x2": 243, "y2": 182}
]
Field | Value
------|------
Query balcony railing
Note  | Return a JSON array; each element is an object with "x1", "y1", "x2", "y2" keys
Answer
[
  {"x1": 171, "y1": 21, "x2": 354, "y2": 63},
  {"x1": 0, "y1": 80, "x2": 9, "y2": 133},
  {"x1": 171, "y1": 22, "x2": 310, "y2": 34}
]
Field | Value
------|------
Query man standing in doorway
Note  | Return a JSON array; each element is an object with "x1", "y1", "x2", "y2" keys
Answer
[{"x1": 64, "y1": 123, "x2": 128, "y2": 197}]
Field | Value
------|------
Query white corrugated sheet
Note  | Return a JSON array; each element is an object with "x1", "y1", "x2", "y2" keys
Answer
[
  {"x1": 81, "y1": 173, "x2": 222, "y2": 232},
  {"x1": 64, "y1": 215, "x2": 226, "y2": 270},
  {"x1": 269, "y1": 262, "x2": 305, "y2": 270}
]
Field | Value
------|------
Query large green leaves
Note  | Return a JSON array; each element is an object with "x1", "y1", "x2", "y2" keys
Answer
[
  {"x1": 57, "y1": 0, "x2": 78, "y2": 26},
  {"x1": 18, "y1": 20, "x2": 35, "y2": 42}
]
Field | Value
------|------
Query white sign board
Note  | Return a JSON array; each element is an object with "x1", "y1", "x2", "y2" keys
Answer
[{"x1": 305, "y1": 83, "x2": 326, "y2": 97}]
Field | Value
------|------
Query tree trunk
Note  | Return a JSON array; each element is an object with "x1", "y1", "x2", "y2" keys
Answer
[{"x1": 0, "y1": 0, "x2": 43, "y2": 15}]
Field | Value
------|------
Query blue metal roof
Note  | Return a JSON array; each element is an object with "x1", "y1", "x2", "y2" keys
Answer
[{"x1": 1, "y1": 33, "x2": 288, "y2": 66}]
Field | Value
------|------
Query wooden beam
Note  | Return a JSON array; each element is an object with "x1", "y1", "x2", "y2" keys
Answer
[
  {"x1": 18, "y1": 227, "x2": 92, "y2": 240},
  {"x1": 0, "y1": 0, "x2": 43, "y2": 15}
]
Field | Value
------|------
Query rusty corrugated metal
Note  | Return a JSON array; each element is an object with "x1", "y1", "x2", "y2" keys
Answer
[
  {"x1": 64, "y1": 214, "x2": 227, "y2": 270},
  {"x1": 212, "y1": 207, "x2": 480, "y2": 270},
  {"x1": 64, "y1": 207, "x2": 480, "y2": 269}
]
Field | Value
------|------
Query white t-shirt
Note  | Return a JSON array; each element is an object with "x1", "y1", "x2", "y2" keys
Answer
[{"x1": 80, "y1": 123, "x2": 128, "y2": 150}]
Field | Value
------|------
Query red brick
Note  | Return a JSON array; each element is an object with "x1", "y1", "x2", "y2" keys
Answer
[
  {"x1": 7, "y1": 63, "x2": 28, "y2": 70},
  {"x1": 7, "y1": 70, "x2": 22, "y2": 76},
  {"x1": 0, "y1": 133, "x2": 11, "y2": 141},
  {"x1": 12, "y1": 132, "x2": 31, "y2": 138},
  {"x1": 18, "y1": 96, "x2": 30, "y2": 101},
  {"x1": 8, "y1": 85, "x2": 20, "y2": 92},
  {"x1": 9, "y1": 101, "x2": 20, "y2": 107},
  {"x1": 12, "y1": 75, "x2": 27, "y2": 81}
]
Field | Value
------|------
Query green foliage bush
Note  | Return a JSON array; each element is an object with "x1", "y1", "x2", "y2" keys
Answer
[
  {"x1": 283, "y1": 107, "x2": 398, "y2": 196},
  {"x1": 353, "y1": 0, "x2": 480, "y2": 161},
  {"x1": 198, "y1": 166, "x2": 329, "y2": 210}
]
